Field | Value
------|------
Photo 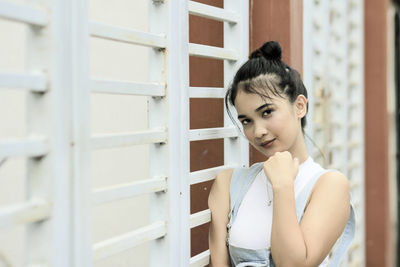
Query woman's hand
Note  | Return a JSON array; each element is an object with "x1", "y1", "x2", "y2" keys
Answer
[{"x1": 263, "y1": 151, "x2": 299, "y2": 188}]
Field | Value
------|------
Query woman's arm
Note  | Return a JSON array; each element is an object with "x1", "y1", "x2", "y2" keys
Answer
[
  {"x1": 208, "y1": 169, "x2": 233, "y2": 267},
  {"x1": 265, "y1": 152, "x2": 350, "y2": 267}
]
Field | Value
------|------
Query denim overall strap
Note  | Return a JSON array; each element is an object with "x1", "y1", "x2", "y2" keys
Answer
[
  {"x1": 295, "y1": 169, "x2": 331, "y2": 221},
  {"x1": 329, "y1": 201, "x2": 355, "y2": 266},
  {"x1": 295, "y1": 169, "x2": 356, "y2": 267},
  {"x1": 228, "y1": 163, "x2": 264, "y2": 228}
]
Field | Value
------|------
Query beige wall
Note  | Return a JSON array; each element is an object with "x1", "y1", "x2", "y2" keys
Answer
[{"x1": 0, "y1": 1, "x2": 150, "y2": 266}]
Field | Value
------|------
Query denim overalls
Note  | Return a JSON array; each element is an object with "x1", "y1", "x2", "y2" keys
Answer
[{"x1": 227, "y1": 162, "x2": 356, "y2": 267}]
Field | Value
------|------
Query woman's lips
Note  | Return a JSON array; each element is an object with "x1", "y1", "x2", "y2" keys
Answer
[{"x1": 260, "y1": 138, "x2": 276, "y2": 148}]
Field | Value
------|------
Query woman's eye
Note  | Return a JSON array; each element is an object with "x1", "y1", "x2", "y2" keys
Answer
[
  {"x1": 240, "y1": 119, "x2": 250, "y2": 126},
  {"x1": 262, "y1": 109, "x2": 273, "y2": 117}
]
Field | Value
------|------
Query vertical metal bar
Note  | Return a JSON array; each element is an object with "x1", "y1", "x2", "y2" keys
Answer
[
  {"x1": 25, "y1": 0, "x2": 52, "y2": 264},
  {"x1": 148, "y1": 0, "x2": 190, "y2": 266},
  {"x1": 303, "y1": 0, "x2": 315, "y2": 152},
  {"x1": 356, "y1": 1, "x2": 366, "y2": 264},
  {"x1": 148, "y1": 1, "x2": 168, "y2": 265},
  {"x1": 224, "y1": 0, "x2": 249, "y2": 168},
  {"x1": 24, "y1": 0, "x2": 74, "y2": 265},
  {"x1": 70, "y1": 0, "x2": 92, "y2": 266},
  {"x1": 347, "y1": 0, "x2": 366, "y2": 265}
]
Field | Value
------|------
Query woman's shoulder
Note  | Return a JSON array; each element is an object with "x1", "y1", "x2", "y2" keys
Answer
[
  {"x1": 208, "y1": 168, "x2": 234, "y2": 208},
  {"x1": 318, "y1": 170, "x2": 349, "y2": 189},
  {"x1": 306, "y1": 158, "x2": 349, "y2": 189},
  {"x1": 210, "y1": 169, "x2": 234, "y2": 193},
  {"x1": 312, "y1": 170, "x2": 350, "y2": 201}
]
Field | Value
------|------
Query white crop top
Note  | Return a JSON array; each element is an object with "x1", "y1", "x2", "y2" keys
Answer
[{"x1": 229, "y1": 157, "x2": 329, "y2": 266}]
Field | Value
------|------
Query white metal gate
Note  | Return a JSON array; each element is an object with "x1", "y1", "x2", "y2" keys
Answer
[
  {"x1": 303, "y1": 0, "x2": 366, "y2": 266},
  {"x1": 0, "y1": 0, "x2": 249, "y2": 266}
]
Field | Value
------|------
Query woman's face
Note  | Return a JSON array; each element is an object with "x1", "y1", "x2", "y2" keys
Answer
[{"x1": 234, "y1": 90, "x2": 305, "y2": 158}]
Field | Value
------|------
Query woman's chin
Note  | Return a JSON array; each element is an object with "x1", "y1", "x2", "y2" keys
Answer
[{"x1": 253, "y1": 145, "x2": 277, "y2": 158}]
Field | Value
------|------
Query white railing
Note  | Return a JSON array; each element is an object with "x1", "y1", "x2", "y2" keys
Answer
[
  {"x1": 90, "y1": 21, "x2": 167, "y2": 48},
  {"x1": 91, "y1": 79, "x2": 165, "y2": 97},
  {"x1": 0, "y1": 1, "x2": 48, "y2": 26},
  {"x1": 0, "y1": 72, "x2": 47, "y2": 92},
  {"x1": 0, "y1": 0, "x2": 249, "y2": 266},
  {"x1": 303, "y1": 0, "x2": 366, "y2": 266}
]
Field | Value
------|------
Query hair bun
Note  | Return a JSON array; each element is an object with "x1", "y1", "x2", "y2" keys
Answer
[{"x1": 249, "y1": 41, "x2": 282, "y2": 61}]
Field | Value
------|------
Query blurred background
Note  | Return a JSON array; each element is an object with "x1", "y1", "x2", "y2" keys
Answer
[{"x1": 0, "y1": 0, "x2": 398, "y2": 266}]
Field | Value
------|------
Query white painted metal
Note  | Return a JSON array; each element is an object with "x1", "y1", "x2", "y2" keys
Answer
[
  {"x1": 303, "y1": 0, "x2": 365, "y2": 266},
  {"x1": 0, "y1": 72, "x2": 47, "y2": 92},
  {"x1": 189, "y1": 126, "x2": 238, "y2": 141},
  {"x1": 186, "y1": 0, "x2": 250, "y2": 264},
  {"x1": 148, "y1": 0, "x2": 190, "y2": 266},
  {"x1": 0, "y1": 0, "x2": 249, "y2": 265},
  {"x1": 189, "y1": 250, "x2": 210, "y2": 267},
  {"x1": 189, "y1": 86, "x2": 225, "y2": 98},
  {"x1": 0, "y1": 137, "x2": 49, "y2": 158},
  {"x1": 190, "y1": 164, "x2": 237, "y2": 185},
  {"x1": 188, "y1": 1, "x2": 238, "y2": 23},
  {"x1": 0, "y1": 0, "x2": 48, "y2": 26},
  {"x1": 93, "y1": 221, "x2": 167, "y2": 261},
  {"x1": 91, "y1": 128, "x2": 167, "y2": 149},
  {"x1": 189, "y1": 43, "x2": 239, "y2": 60},
  {"x1": 69, "y1": 0, "x2": 92, "y2": 265},
  {"x1": 91, "y1": 79, "x2": 165, "y2": 96},
  {"x1": 92, "y1": 176, "x2": 168, "y2": 205},
  {"x1": 21, "y1": 0, "x2": 82, "y2": 265},
  {"x1": 224, "y1": 0, "x2": 249, "y2": 169},
  {"x1": 189, "y1": 209, "x2": 211, "y2": 229},
  {"x1": 90, "y1": 21, "x2": 167, "y2": 48},
  {"x1": 0, "y1": 199, "x2": 51, "y2": 228}
]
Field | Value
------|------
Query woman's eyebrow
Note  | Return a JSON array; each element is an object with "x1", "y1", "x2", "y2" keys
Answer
[
  {"x1": 255, "y1": 103, "x2": 273, "y2": 112},
  {"x1": 237, "y1": 103, "x2": 273, "y2": 119}
]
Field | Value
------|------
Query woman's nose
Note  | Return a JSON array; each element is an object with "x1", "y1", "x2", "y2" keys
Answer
[{"x1": 254, "y1": 122, "x2": 268, "y2": 138}]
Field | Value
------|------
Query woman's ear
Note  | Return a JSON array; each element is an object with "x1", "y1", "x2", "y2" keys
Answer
[{"x1": 295, "y1": 95, "x2": 307, "y2": 119}]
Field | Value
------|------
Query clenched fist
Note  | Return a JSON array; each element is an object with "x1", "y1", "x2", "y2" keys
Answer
[{"x1": 263, "y1": 151, "x2": 299, "y2": 189}]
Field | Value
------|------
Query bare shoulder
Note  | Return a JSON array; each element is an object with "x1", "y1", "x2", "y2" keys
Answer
[
  {"x1": 315, "y1": 170, "x2": 350, "y2": 193},
  {"x1": 208, "y1": 168, "x2": 234, "y2": 210},
  {"x1": 309, "y1": 170, "x2": 350, "y2": 208}
]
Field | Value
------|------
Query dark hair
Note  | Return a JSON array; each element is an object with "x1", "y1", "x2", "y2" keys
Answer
[{"x1": 225, "y1": 41, "x2": 309, "y2": 130}]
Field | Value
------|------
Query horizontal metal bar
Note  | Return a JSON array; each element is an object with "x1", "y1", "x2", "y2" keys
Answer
[
  {"x1": 189, "y1": 249, "x2": 210, "y2": 267},
  {"x1": 349, "y1": 259, "x2": 362, "y2": 267},
  {"x1": 189, "y1": 43, "x2": 239, "y2": 61},
  {"x1": 0, "y1": 72, "x2": 47, "y2": 92},
  {"x1": 188, "y1": 1, "x2": 238, "y2": 23},
  {"x1": 348, "y1": 122, "x2": 360, "y2": 129},
  {"x1": 189, "y1": 87, "x2": 225, "y2": 98},
  {"x1": 0, "y1": 199, "x2": 51, "y2": 228},
  {"x1": 92, "y1": 176, "x2": 167, "y2": 205},
  {"x1": 190, "y1": 209, "x2": 211, "y2": 229},
  {"x1": 348, "y1": 141, "x2": 360, "y2": 148},
  {"x1": 348, "y1": 241, "x2": 360, "y2": 254},
  {"x1": 327, "y1": 142, "x2": 342, "y2": 150},
  {"x1": 350, "y1": 180, "x2": 360, "y2": 190},
  {"x1": 189, "y1": 127, "x2": 238, "y2": 141},
  {"x1": 0, "y1": 1, "x2": 48, "y2": 26},
  {"x1": 190, "y1": 165, "x2": 236, "y2": 185},
  {"x1": 348, "y1": 161, "x2": 360, "y2": 169},
  {"x1": 91, "y1": 128, "x2": 167, "y2": 150},
  {"x1": 93, "y1": 221, "x2": 167, "y2": 261},
  {"x1": 0, "y1": 137, "x2": 49, "y2": 158},
  {"x1": 90, "y1": 21, "x2": 166, "y2": 48},
  {"x1": 91, "y1": 78, "x2": 165, "y2": 97}
]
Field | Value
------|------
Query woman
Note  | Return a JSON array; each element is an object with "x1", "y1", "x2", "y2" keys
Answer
[{"x1": 208, "y1": 41, "x2": 355, "y2": 267}]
